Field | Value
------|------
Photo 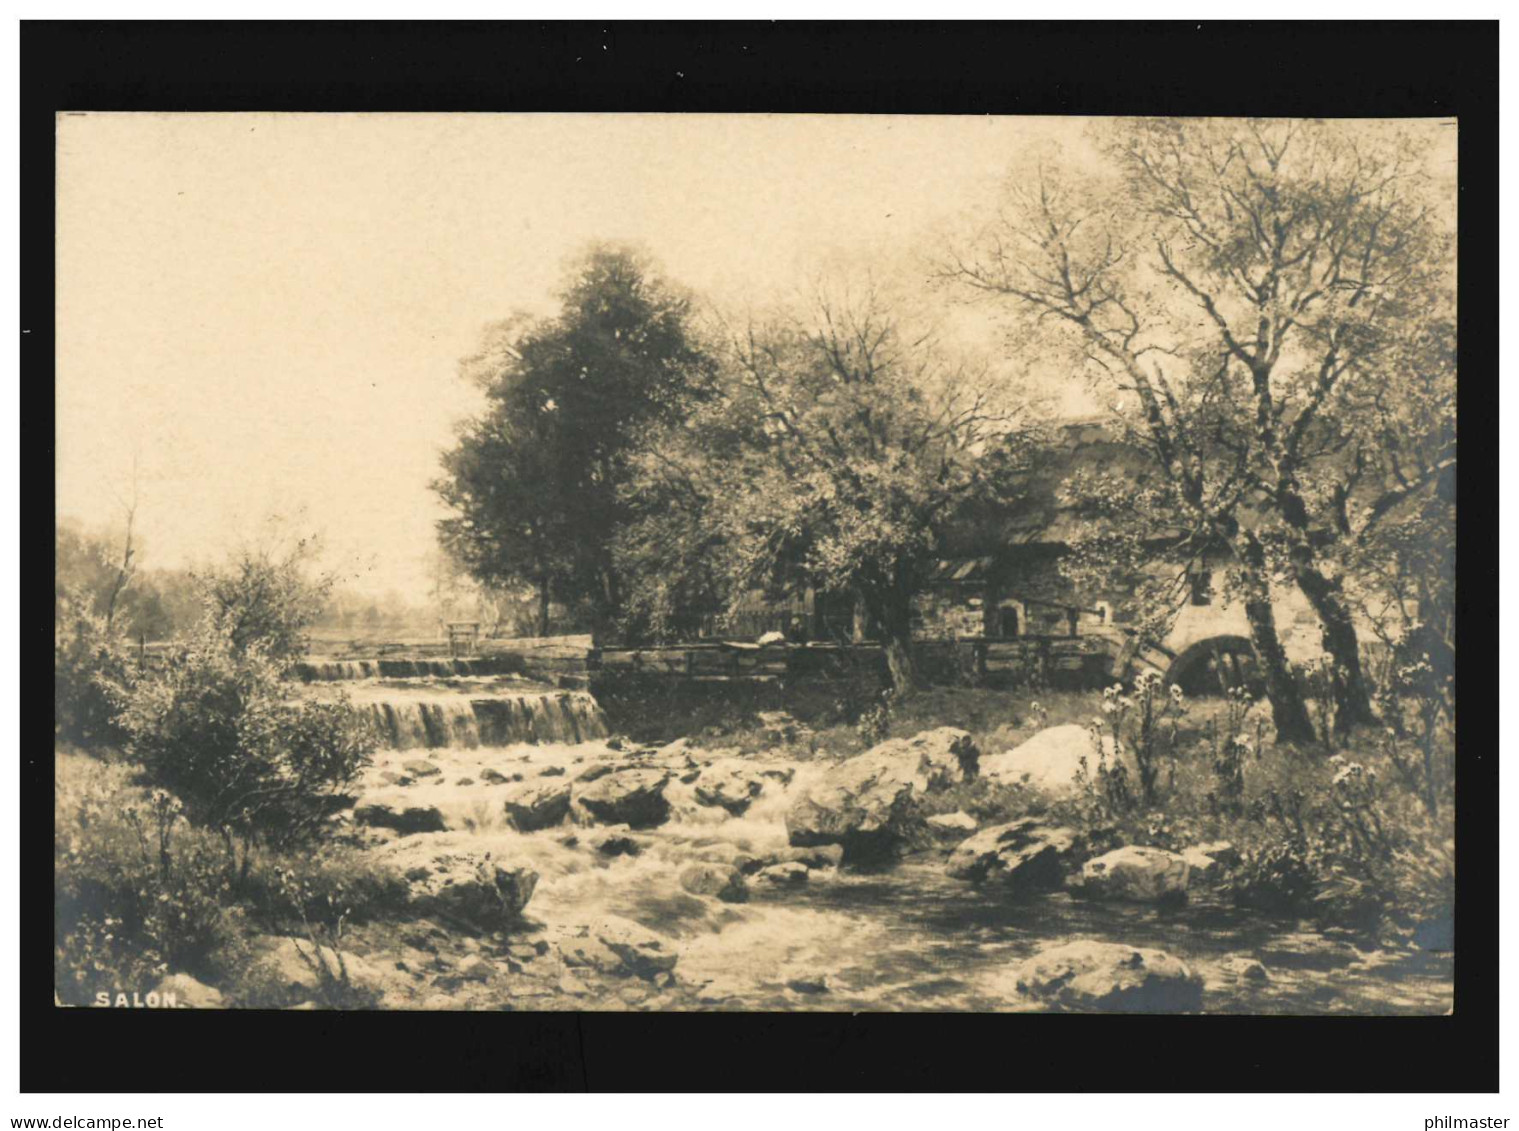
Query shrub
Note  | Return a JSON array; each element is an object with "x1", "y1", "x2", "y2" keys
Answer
[
  {"x1": 54, "y1": 755, "x2": 247, "y2": 1003},
  {"x1": 118, "y1": 622, "x2": 376, "y2": 863},
  {"x1": 54, "y1": 586, "x2": 133, "y2": 748}
]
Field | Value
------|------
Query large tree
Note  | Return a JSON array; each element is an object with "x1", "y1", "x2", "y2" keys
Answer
[
  {"x1": 617, "y1": 280, "x2": 1035, "y2": 695},
  {"x1": 943, "y1": 118, "x2": 1453, "y2": 742},
  {"x1": 435, "y1": 245, "x2": 714, "y2": 641}
]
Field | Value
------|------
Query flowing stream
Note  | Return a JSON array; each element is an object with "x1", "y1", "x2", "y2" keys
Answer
[{"x1": 307, "y1": 664, "x2": 1453, "y2": 1013}]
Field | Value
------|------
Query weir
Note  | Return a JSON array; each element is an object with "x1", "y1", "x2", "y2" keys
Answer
[
  {"x1": 296, "y1": 657, "x2": 608, "y2": 748},
  {"x1": 294, "y1": 657, "x2": 523, "y2": 682},
  {"x1": 357, "y1": 691, "x2": 608, "y2": 749}
]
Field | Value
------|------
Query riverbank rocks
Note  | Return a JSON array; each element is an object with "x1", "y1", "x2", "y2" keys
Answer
[
  {"x1": 981, "y1": 725, "x2": 1118, "y2": 797},
  {"x1": 678, "y1": 864, "x2": 749, "y2": 903},
  {"x1": 404, "y1": 852, "x2": 539, "y2": 925},
  {"x1": 572, "y1": 768, "x2": 673, "y2": 829},
  {"x1": 354, "y1": 802, "x2": 448, "y2": 835},
  {"x1": 1071, "y1": 846, "x2": 1191, "y2": 903},
  {"x1": 784, "y1": 728, "x2": 980, "y2": 864},
  {"x1": 946, "y1": 819, "x2": 1078, "y2": 894},
  {"x1": 1013, "y1": 940, "x2": 1203, "y2": 1012},
  {"x1": 561, "y1": 918, "x2": 680, "y2": 980},
  {"x1": 402, "y1": 759, "x2": 442, "y2": 778},
  {"x1": 255, "y1": 936, "x2": 388, "y2": 1000},
  {"x1": 502, "y1": 781, "x2": 572, "y2": 831}
]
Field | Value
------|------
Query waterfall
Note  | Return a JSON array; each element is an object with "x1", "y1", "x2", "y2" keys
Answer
[
  {"x1": 359, "y1": 690, "x2": 607, "y2": 749},
  {"x1": 294, "y1": 657, "x2": 523, "y2": 682}
]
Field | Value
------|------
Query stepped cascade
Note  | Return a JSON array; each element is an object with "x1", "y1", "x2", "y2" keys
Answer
[{"x1": 298, "y1": 660, "x2": 607, "y2": 748}]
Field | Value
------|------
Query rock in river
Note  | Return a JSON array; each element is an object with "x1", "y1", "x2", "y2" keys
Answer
[
  {"x1": 353, "y1": 802, "x2": 448, "y2": 835},
  {"x1": 784, "y1": 727, "x2": 980, "y2": 864},
  {"x1": 945, "y1": 818, "x2": 1077, "y2": 894},
  {"x1": 404, "y1": 852, "x2": 539, "y2": 925},
  {"x1": 572, "y1": 768, "x2": 673, "y2": 829},
  {"x1": 1071, "y1": 846, "x2": 1191, "y2": 903},
  {"x1": 678, "y1": 864, "x2": 749, "y2": 903},
  {"x1": 1013, "y1": 940, "x2": 1203, "y2": 1013},
  {"x1": 502, "y1": 781, "x2": 572, "y2": 832}
]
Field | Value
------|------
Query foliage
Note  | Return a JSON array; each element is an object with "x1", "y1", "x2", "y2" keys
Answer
[
  {"x1": 57, "y1": 520, "x2": 203, "y2": 643},
  {"x1": 118, "y1": 621, "x2": 376, "y2": 857},
  {"x1": 616, "y1": 277, "x2": 1037, "y2": 693},
  {"x1": 54, "y1": 584, "x2": 134, "y2": 748},
  {"x1": 944, "y1": 118, "x2": 1456, "y2": 741},
  {"x1": 436, "y1": 245, "x2": 715, "y2": 637},
  {"x1": 54, "y1": 755, "x2": 247, "y2": 1003},
  {"x1": 201, "y1": 534, "x2": 331, "y2": 665}
]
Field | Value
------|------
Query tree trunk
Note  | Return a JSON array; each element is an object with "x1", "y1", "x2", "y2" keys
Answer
[
  {"x1": 865, "y1": 584, "x2": 919, "y2": 698},
  {"x1": 1291, "y1": 559, "x2": 1376, "y2": 737},
  {"x1": 537, "y1": 577, "x2": 551, "y2": 638},
  {"x1": 1236, "y1": 535, "x2": 1317, "y2": 745}
]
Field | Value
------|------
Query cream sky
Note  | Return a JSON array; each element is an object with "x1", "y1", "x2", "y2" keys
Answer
[{"x1": 55, "y1": 114, "x2": 1453, "y2": 598}]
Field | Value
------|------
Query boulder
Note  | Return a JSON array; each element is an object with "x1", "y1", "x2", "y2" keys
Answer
[
  {"x1": 1013, "y1": 940, "x2": 1203, "y2": 1012},
  {"x1": 1180, "y1": 841, "x2": 1239, "y2": 881},
  {"x1": 678, "y1": 864, "x2": 749, "y2": 903},
  {"x1": 402, "y1": 759, "x2": 442, "y2": 778},
  {"x1": 981, "y1": 725, "x2": 1118, "y2": 797},
  {"x1": 784, "y1": 727, "x2": 980, "y2": 864},
  {"x1": 862, "y1": 727, "x2": 981, "y2": 788},
  {"x1": 404, "y1": 852, "x2": 538, "y2": 924},
  {"x1": 480, "y1": 768, "x2": 510, "y2": 785},
  {"x1": 354, "y1": 803, "x2": 448, "y2": 835},
  {"x1": 152, "y1": 973, "x2": 223, "y2": 1009},
  {"x1": 539, "y1": 765, "x2": 566, "y2": 778},
  {"x1": 945, "y1": 819, "x2": 1077, "y2": 894},
  {"x1": 1071, "y1": 846, "x2": 1191, "y2": 903},
  {"x1": 596, "y1": 834, "x2": 644, "y2": 857},
  {"x1": 572, "y1": 768, "x2": 673, "y2": 829},
  {"x1": 693, "y1": 764, "x2": 768, "y2": 816},
  {"x1": 502, "y1": 781, "x2": 573, "y2": 832}
]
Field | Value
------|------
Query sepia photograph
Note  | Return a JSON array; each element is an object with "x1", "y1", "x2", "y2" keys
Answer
[{"x1": 51, "y1": 104, "x2": 1462, "y2": 1022}]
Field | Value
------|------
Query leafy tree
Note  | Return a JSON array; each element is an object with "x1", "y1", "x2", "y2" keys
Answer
[
  {"x1": 436, "y1": 245, "x2": 714, "y2": 640},
  {"x1": 943, "y1": 118, "x2": 1452, "y2": 742},
  {"x1": 617, "y1": 279, "x2": 1035, "y2": 695}
]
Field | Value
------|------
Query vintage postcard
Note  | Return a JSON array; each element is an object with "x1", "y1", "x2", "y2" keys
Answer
[{"x1": 54, "y1": 111, "x2": 1457, "y2": 1016}]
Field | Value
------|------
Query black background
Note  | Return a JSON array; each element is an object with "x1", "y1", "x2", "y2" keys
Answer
[{"x1": 23, "y1": 20, "x2": 1498, "y2": 1093}]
